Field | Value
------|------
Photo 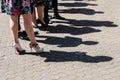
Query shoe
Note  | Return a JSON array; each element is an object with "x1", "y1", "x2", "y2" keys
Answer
[
  {"x1": 33, "y1": 25, "x2": 39, "y2": 28},
  {"x1": 36, "y1": 19, "x2": 48, "y2": 27},
  {"x1": 41, "y1": 24, "x2": 48, "y2": 27},
  {"x1": 1, "y1": 10, "x2": 5, "y2": 13},
  {"x1": 34, "y1": 31, "x2": 39, "y2": 36},
  {"x1": 44, "y1": 18, "x2": 50, "y2": 24},
  {"x1": 14, "y1": 43, "x2": 25, "y2": 54},
  {"x1": 53, "y1": 14, "x2": 66, "y2": 20},
  {"x1": 29, "y1": 43, "x2": 44, "y2": 53},
  {"x1": 18, "y1": 31, "x2": 29, "y2": 40}
]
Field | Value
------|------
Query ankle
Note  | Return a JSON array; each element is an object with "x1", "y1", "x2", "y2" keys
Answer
[
  {"x1": 29, "y1": 42, "x2": 38, "y2": 47},
  {"x1": 14, "y1": 43, "x2": 24, "y2": 51},
  {"x1": 29, "y1": 42, "x2": 43, "y2": 53}
]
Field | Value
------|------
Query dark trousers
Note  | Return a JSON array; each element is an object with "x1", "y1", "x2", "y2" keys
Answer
[
  {"x1": 52, "y1": 0, "x2": 58, "y2": 15},
  {"x1": 1, "y1": 0, "x2": 6, "y2": 12},
  {"x1": 44, "y1": 0, "x2": 51, "y2": 24},
  {"x1": 44, "y1": 0, "x2": 59, "y2": 23},
  {"x1": 44, "y1": 2, "x2": 49, "y2": 24}
]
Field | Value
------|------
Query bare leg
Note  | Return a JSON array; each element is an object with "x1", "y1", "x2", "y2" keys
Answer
[
  {"x1": 31, "y1": 7, "x2": 38, "y2": 27},
  {"x1": 22, "y1": 14, "x2": 36, "y2": 43},
  {"x1": 10, "y1": 15, "x2": 19, "y2": 43},
  {"x1": 10, "y1": 15, "x2": 25, "y2": 53},
  {"x1": 22, "y1": 14, "x2": 43, "y2": 52},
  {"x1": 37, "y1": 5, "x2": 46, "y2": 25}
]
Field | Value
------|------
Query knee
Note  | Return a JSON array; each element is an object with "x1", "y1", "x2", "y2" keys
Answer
[
  {"x1": 24, "y1": 19, "x2": 32, "y2": 26},
  {"x1": 10, "y1": 20, "x2": 18, "y2": 29},
  {"x1": 10, "y1": 16, "x2": 19, "y2": 27},
  {"x1": 23, "y1": 14, "x2": 32, "y2": 25}
]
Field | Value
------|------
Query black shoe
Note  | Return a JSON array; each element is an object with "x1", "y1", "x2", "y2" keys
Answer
[
  {"x1": 34, "y1": 31, "x2": 39, "y2": 36},
  {"x1": 36, "y1": 19, "x2": 48, "y2": 27},
  {"x1": 22, "y1": 31, "x2": 27, "y2": 36},
  {"x1": 53, "y1": 15, "x2": 66, "y2": 20},
  {"x1": 44, "y1": 18, "x2": 50, "y2": 24},
  {"x1": 18, "y1": 31, "x2": 29, "y2": 40},
  {"x1": 33, "y1": 24, "x2": 39, "y2": 28},
  {"x1": 41, "y1": 24, "x2": 49, "y2": 27},
  {"x1": 1, "y1": 10, "x2": 5, "y2": 13},
  {"x1": 36, "y1": 19, "x2": 41, "y2": 24}
]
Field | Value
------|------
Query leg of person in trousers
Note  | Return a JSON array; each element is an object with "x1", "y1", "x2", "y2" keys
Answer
[
  {"x1": 52, "y1": 0, "x2": 65, "y2": 20},
  {"x1": 44, "y1": 0, "x2": 50, "y2": 25},
  {"x1": 1, "y1": 0, "x2": 6, "y2": 13}
]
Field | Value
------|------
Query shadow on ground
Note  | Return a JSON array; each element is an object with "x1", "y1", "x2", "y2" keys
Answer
[
  {"x1": 59, "y1": 2, "x2": 97, "y2": 7},
  {"x1": 59, "y1": 8, "x2": 103, "y2": 15},
  {"x1": 52, "y1": 19, "x2": 118, "y2": 27},
  {"x1": 62, "y1": 0, "x2": 96, "y2": 1},
  {"x1": 21, "y1": 50, "x2": 113, "y2": 63},
  {"x1": 36, "y1": 36, "x2": 98, "y2": 47},
  {"x1": 39, "y1": 25, "x2": 101, "y2": 35}
]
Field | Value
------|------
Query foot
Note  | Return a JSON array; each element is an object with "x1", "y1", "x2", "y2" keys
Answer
[
  {"x1": 29, "y1": 43, "x2": 44, "y2": 53},
  {"x1": 32, "y1": 24, "x2": 39, "y2": 28},
  {"x1": 1, "y1": 10, "x2": 5, "y2": 13},
  {"x1": 18, "y1": 31, "x2": 29, "y2": 40},
  {"x1": 34, "y1": 31, "x2": 39, "y2": 36},
  {"x1": 36, "y1": 19, "x2": 48, "y2": 27},
  {"x1": 44, "y1": 18, "x2": 50, "y2": 24},
  {"x1": 14, "y1": 43, "x2": 25, "y2": 54}
]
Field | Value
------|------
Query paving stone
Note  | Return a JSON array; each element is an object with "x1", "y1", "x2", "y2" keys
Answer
[{"x1": 1, "y1": 0, "x2": 120, "y2": 80}]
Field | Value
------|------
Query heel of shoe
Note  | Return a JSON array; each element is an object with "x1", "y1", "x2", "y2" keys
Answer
[
  {"x1": 14, "y1": 49, "x2": 25, "y2": 55},
  {"x1": 29, "y1": 44, "x2": 33, "y2": 52},
  {"x1": 14, "y1": 43, "x2": 25, "y2": 54}
]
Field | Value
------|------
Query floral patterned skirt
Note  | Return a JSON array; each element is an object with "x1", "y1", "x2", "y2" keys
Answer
[
  {"x1": 6, "y1": 0, "x2": 31, "y2": 15},
  {"x1": 34, "y1": 0, "x2": 47, "y2": 6}
]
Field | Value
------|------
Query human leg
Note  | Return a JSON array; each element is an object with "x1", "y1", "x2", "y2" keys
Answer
[
  {"x1": 22, "y1": 14, "x2": 43, "y2": 52},
  {"x1": 10, "y1": 15, "x2": 25, "y2": 53},
  {"x1": 10, "y1": 15, "x2": 19, "y2": 43},
  {"x1": 44, "y1": 1, "x2": 50, "y2": 24},
  {"x1": 52, "y1": 0, "x2": 58, "y2": 16},
  {"x1": 52, "y1": 0, "x2": 65, "y2": 20},
  {"x1": 22, "y1": 14, "x2": 36, "y2": 43},
  {"x1": 31, "y1": 7, "x2": 38, "y2": 27},
  {"x1": 18, "y1": 15, "x2": 21, "y2": 31},
  {"x1": 36, "y1": 5, "x2": 46, "y2": 26},
  {"x1": 1, "y1": 0, "x2": 6, "y2": 12},
  {"x1": 7, "y1": 0, "x2": 43, "y2": 53}
]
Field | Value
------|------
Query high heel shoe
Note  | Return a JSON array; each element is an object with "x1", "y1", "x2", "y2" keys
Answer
[
  {"x1": 14, "y1": 43, "x2": 25, "y2": 54},
  {"x1": 36, "y1": 19, "x2": 48, "y2": 27},
  {"x1": 29, "y1": 43, "x2": 44, "y2": 53}
]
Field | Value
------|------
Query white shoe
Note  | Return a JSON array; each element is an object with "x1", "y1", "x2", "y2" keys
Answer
[
  {"x1": 29, "y1": 43, "x2": 44, "y2": 53},
  {"x1": 13, "y1": 43, "x2": 25, "y2": 54}
]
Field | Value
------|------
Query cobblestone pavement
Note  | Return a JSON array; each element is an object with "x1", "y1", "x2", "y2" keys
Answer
[{"x1": 1, "y1": 0, "x2": 120, "y2": 80}]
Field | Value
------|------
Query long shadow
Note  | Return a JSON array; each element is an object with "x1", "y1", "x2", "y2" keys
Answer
[
  {"x1": 36, "y1": 36, "x2": 98, "y2": 47},
  {"x1": 59, "y1": 2, "x2": 97, "y2": 7},
  {"x1": 39, "y1": 25, "x2": 101, "y2": 35},
  {"x1": 21, "y1": 50, "x2": 113, "y2": 63},
  {"x1": 53, "y1": 19, "x2": 118, "y2": 27},
  {"x1": 59, "y1": 8, "x2": 103, "y2": 15},
  {"x1": 62, "y1": 0, "x2": 96, "y2": 1}
]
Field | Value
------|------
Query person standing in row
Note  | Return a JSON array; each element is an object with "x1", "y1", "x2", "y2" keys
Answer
[
  {"x1": 52, "y1": 0, "x2": 65, "y2": 20},
  {"x1": 43, "y1": 0, "x2": 65, "y2": 24},
  {"x1": 1, "y1": 0, "x2": 6, "y2": 13},
  {"x1": 6, "y1": 0, "x2": 43, "y2": 54},
  {"x1": 35, "y1": 0, "x2": 47, "y2": 27}
]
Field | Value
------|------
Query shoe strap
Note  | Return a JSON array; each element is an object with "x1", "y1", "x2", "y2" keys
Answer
[{"x1": 30, "y1": 43, "x2": 38, "y2": 48}]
